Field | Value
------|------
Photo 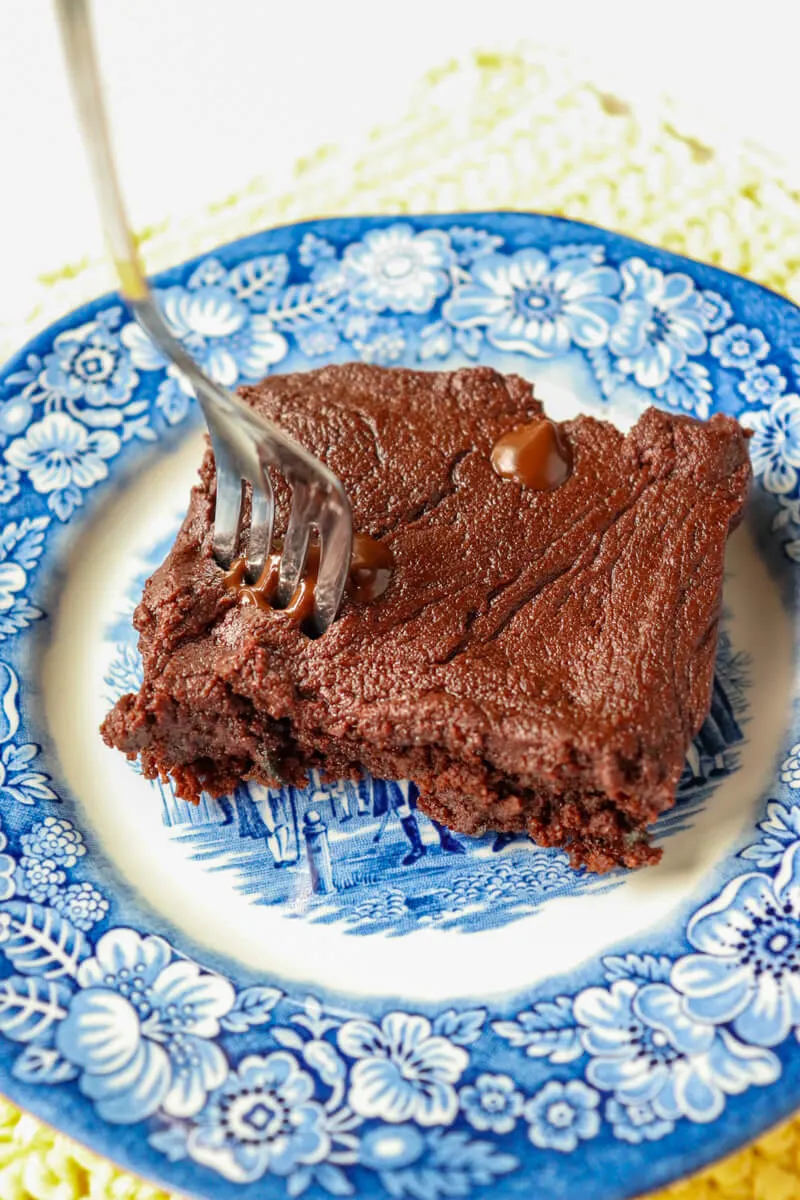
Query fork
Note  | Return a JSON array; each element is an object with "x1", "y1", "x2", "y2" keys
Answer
[{"x1": 54, "y1": 0, "x2": 353, "y2": 633}]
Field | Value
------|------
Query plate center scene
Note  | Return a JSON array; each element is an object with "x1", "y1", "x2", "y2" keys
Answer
[{"x1": 41, "y1": 387, "x2": 793, "y2": 1001}]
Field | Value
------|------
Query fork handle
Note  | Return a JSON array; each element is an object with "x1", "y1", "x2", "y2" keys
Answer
[
  {"x1": 53, "y1": 0, "x2": 218, "y2": 397},
  {"x1": 53, "y1": 0, "x2": 142, "y2": 303},
  {"x1": 54, "y1": 0, "x2": 335, "y2": 479}
]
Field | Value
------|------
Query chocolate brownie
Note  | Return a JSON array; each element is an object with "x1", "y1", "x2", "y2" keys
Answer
[{"x1": 103, "y1": 364, "x2": 751, "y2": 872}]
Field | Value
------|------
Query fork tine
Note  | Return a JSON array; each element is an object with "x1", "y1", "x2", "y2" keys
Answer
[
  {"x1": 213, "y1": 464, "x2": 244, "y2": 568},
  {"x1": 245, "y1": 473, "x2": 274, "y2": 583},
  {"x1": 275, "y1": 485, "x2": 314, "y2": 607},
  {"x1": 313, "y1": 498, "x2": 353, "y2": 635}
]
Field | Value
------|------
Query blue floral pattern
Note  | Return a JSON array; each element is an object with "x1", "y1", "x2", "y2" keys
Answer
[
  {"x1": 711, "y1": 324, "x2": 770, "y2": 371},
  {"x1": 187, "y1": 1052, "x2": 331, "y2": 1183},
  {"x1": 443, "y1": 247, "x2": 620, "y2": 358},
  {"x1": 20, "y1": 817, "x2": 85, "y2": 866},
  {"x1": 575, "y1": 979, "x2": 778, "y2": 1120},
  {"x1": 672, "y1": 844, "x2": 800, "y2": 1047},
  {"x1": 57, "y1": 929, "x2": 236, "y2": 1122},
  {"x1": 341, "y1": 224, "x2": 455, "y2": 313},
  {"x1": 337, "y1": 1012, "x2": 469, "y2": 1126},
  {"x1": 740, "y1": 799, "x2": 800, "y2": 869},
  {"x1": 738, "y1": 364, "x2": 787, "y2": 404},
  {"x1": 4, "y1": 414, "x2": 120, "y2": 521},
  {"x1": 607, "y1": 258, "x2": 708, "y2": 388},
  {"x1": 18, "y1": 855, "x2": 66, "y2": 903},
  {"x1": 3, "y1": 309, "x2": 143, "y2": 436},
  {"x1": 697, "y1": 290, "x2": 732, "y2": 334},
  {"x1": 605, "y1": 1098, "x2": 674, "y2": 1145},
  {"x1": 52, "y1": 883, "x2": 109, "y2": 932},
  {"x1": 459, "y1": 1074, "x2": 524, "y2": 1134},
  {"x1": 524, "y1": 1081, "x2": 600, "y2": 1152},
  {"x1": 741, "y1": 396, "x2": 800, "y2": 494},
  {"x1": 40, "y1": 314, "x2": 138, "y2": 417},
  {"x1": 2, "y1": 214, "x2": 800, "y2": 1199}
]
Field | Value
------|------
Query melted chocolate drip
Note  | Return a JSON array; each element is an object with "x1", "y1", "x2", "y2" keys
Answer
[
  {"x1": 349, "y1": 533, "x2": 394, "y2": 603},
  {"x1": 224, "y1": 532, "x2": 393, "y2": 625},
  {"x1": 491, "y1": 418, "x2": 572, "y2": 490}
]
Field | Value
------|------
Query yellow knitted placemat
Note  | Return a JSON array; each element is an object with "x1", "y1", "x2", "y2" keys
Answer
[{"x1": 3, "y1": 43, "x2": 800, "y2": 1200}]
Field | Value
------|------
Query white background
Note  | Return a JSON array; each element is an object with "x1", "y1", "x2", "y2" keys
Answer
[{"x1": 1, "y1": 0, "x2": 799, "y2": 345}]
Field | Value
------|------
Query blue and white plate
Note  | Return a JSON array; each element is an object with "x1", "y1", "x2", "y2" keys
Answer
[{"x1": 0, "y1": 212, "x2": 799, "y2": 1199}]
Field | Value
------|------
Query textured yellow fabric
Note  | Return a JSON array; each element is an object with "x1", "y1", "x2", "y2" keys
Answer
[{"x1": 2, "y1": 43, "x2": 800, "y2": 1200}]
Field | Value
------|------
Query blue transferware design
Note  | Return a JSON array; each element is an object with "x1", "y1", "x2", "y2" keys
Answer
[
  {"x1": 0, "y1": 212, "x2": 799, "y2": 1199},
  {"x1": 443, "y1": 246, "x2": 621, "y2": 360}
]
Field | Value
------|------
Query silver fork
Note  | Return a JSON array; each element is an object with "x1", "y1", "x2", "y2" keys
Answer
[{"x1": 54, "y1": 0, "x2": 352, "y2": 633}]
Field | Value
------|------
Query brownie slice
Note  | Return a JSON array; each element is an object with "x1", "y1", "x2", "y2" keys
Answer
[{"x1": 103, "y1": 364, "x2": 751, "y2": 872}]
